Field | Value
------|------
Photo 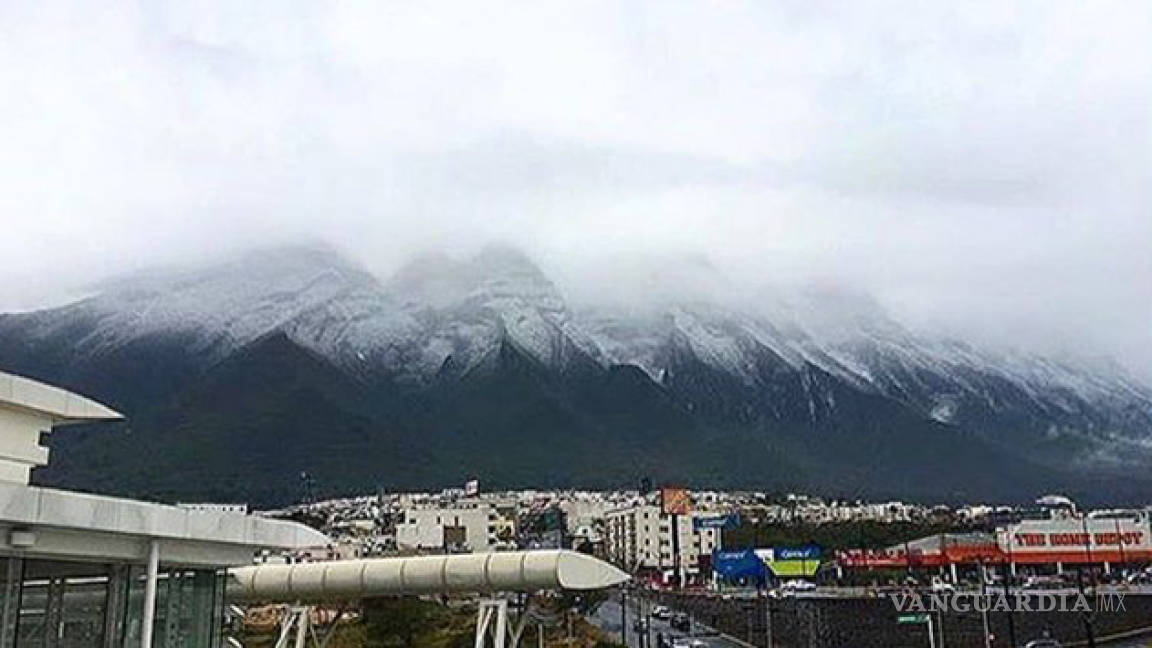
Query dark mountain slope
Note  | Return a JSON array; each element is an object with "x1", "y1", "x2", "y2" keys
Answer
[
  {"x1": 28, "y1": 329, "x2": 1098, "y2": 506},
  {"x1": 36, "y1": 332, "x2": 429, "y2": 506}
]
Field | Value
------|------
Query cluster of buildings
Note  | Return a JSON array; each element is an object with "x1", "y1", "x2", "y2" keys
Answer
[
  {"x1": 280, "y1": 488, "x2": 954, "y2": 553},
  {"x1": 283, "y1": 489, "x2": 946, "y2": 553},
  {"x1": 266, "y1": 483, "x2": 1152, "y2": 590},
  {"x1": 267, "y1": 485, "x2": 959, "y2": 586},
  {"x1": 264, "y1": 485, "x2": 736, "y2": 585}
]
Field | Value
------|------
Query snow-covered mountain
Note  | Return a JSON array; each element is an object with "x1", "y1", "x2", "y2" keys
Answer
[{"x1": 2, "y1": 244, "x2": 1149, "y2": 498}]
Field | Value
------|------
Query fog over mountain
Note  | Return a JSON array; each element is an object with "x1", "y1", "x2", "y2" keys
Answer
[
  {"x1": 1, "y1": 244, "x2": 1148, "y2": 505},
  {"x1": 0, "y1": 1, "x2": 1148, "y2": 384}
]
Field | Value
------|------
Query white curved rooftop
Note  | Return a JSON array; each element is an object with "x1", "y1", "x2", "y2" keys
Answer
[
  {"x1": 0, "y1": 480, "x2": 329, "y2": 567},
  {"x1": 0, "y1": 371, "x2": 122, "y2": 423},
  {"x1": 230, "y1": 550, "x2": 630, "y2": 601}
]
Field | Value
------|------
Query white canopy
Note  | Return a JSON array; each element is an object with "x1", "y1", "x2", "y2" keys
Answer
[{"x1": 0, "y1": 371, "x2": 122, "y2": 423}]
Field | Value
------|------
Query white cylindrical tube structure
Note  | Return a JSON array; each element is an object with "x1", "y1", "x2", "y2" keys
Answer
[{"x1": 230, "y1": 550, "x2": 629, "y2": 601}]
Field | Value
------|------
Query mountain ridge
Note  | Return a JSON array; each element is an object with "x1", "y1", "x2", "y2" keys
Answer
[{"x1": 2, "y1": 244, "x2": 1148, "y2": 505}]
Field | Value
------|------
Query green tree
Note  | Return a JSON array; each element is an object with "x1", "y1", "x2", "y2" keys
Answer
[{"x1": 361, "y1": 596, "x2": 449, "y2": 647}]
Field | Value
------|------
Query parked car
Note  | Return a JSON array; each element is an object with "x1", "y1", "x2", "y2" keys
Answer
[
  {"x1": 1022, "y1": 576, "x2": 1065, "y2": 590},
  {"x1": 1125, "y1": 571, "x2": 1152, "y2": 585},
  {"x1": 782, "y1": 579, "x2": 817, "y2": 591},
  {"x1": 671, "y1": 613, "x2": 691, "y2": 631},
  {"x1": 652, "y1": 605, "x2": 672, "y2": 620}
]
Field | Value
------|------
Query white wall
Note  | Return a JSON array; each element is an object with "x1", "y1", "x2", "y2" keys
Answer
[
  {"x1": 395, "y1": 504, "x2": 514, "y2": 553},
  {"x1": 0, "y1": 406, "x2": 52, "y2": 484}
]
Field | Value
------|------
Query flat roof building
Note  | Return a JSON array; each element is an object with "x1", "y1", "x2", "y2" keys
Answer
[
  {"x1": 0, "y1": 370, "x2": 328, "y2": 648},
  {"x1": 603, "y1": 504, "x2": 722, "y2": 585},
  {"x1": 838, "y1": 512, "x2": 1152, "y2": 578}
]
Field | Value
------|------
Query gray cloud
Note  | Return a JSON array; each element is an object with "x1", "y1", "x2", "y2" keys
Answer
[{"x1": 0, "y1": 1, "x2": 1148, "y2": 378}]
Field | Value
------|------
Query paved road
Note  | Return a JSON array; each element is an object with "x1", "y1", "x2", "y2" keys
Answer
[{"x1": 592, "y1": 595, "x2": 747, "y2": 648}]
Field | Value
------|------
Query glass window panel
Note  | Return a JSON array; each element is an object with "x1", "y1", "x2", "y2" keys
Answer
[
  {"x1": 14, "y1": 561, "x2": 112, "y2": 648},
  {"x1": 58, "y1": 575, "x2": 108, "y2": 648},
  {"x1": 120, "y1": 567, "x2": 147, "y2": 648},
  {"x1": 4, "y1": 561, "x2": 223, "y2": 648},
  {"x1": 0, "y1": 558, "x2": 19, "y2": 648},
  {"x1": 15, "y1": 576, "x2": 52, "y2": 648}
]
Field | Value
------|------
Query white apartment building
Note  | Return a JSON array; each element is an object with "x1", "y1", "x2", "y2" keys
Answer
[
  {"x1": 604, "y1": 504, "x2": 721, "y2": 584},
  {"x1": 395, "y1": 498, "x2": 517, "y2": 553},
  {"x1": 559, "y1": 498, "x2": 615, "y2": 536}
]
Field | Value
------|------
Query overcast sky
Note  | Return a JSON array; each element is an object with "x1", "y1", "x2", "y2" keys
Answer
[{"x1": 0, "y1": 1, "x2": 1148, "y2": 377}]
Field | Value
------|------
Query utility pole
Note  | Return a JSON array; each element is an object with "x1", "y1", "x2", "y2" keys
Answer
[
  {"x1": 937, "y1": 609, "x2": 946, "y2": 648},
  {"x1": 745, "y1": 605, "x2": 752, "y2": 644},
  {"x1": 1001, "y1": 524, "x2": 1017, "y2": 648},
  {"x1": 644, "y1": 591, "x2": 652, "y2": 648},
  {"x1": 979, "y1": 562, "x2": 992, "y2": 648},
  {"x1": 764, "y1": 590, "x2": 773, "y2": 648},
  {"x1": 1080, "y1": 516, "x2": 1097, "y2": 648},
  {"x1": 621, "y1": 586, "x2": 628, "y2": 646},
  {"x1": 1075, "y1": 568, "x2": 1097, "y2": 648},
  {"x1": 1001, "y1": 558, "x2": 1016, "y2": 648}
]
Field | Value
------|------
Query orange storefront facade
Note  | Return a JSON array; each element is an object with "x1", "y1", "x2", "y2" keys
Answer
[{"x1": 838, "y1": 516, "x2": 1152, "y2": 569}]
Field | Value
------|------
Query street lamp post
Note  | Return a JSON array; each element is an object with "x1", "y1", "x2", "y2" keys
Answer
[
  {"x1": 979, "y1": 562, "x2": 992, "y2": 648},
  {"x1": 764, "y1": 591, "x2": 773, "y2": 648},
  {"x1": 1079, "y1": 515, "x2": 1097, "y2": 648},
  {"x1": 1001, "y1": 526, "x2": 1017, "y2": 648},
  {"x1": 621, "y1": 586, "x2": 628, "y2": 646}
]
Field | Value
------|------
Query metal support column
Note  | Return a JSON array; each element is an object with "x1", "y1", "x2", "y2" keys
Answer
[
  {"x1": 141, "y1": 540, "x2": 160, "y2": 648},
  {"x1": 475, "y1": 599, "x2": 507, "y2": 648},
  {"x1": 493, "y1": 601, "x2": 508, "y2": 648},
  {"x1": 472, "y1": 599, "x2": 531, "y2": 648}
]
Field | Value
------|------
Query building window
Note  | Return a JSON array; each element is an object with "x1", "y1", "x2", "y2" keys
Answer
[{"x1": 4, "y1": 559, "x2": 224, "y2": 648}]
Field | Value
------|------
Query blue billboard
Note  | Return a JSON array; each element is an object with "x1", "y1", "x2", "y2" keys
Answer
[
  {"x1": 774, "y1": 545, "x2": 821, "y2": 561},
  {"x1": 693, "y1": 513, "x2": 741, "y2": 530},
  {"x1": 712, "y1": 548, "x2": 766, "y2": 583}
]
